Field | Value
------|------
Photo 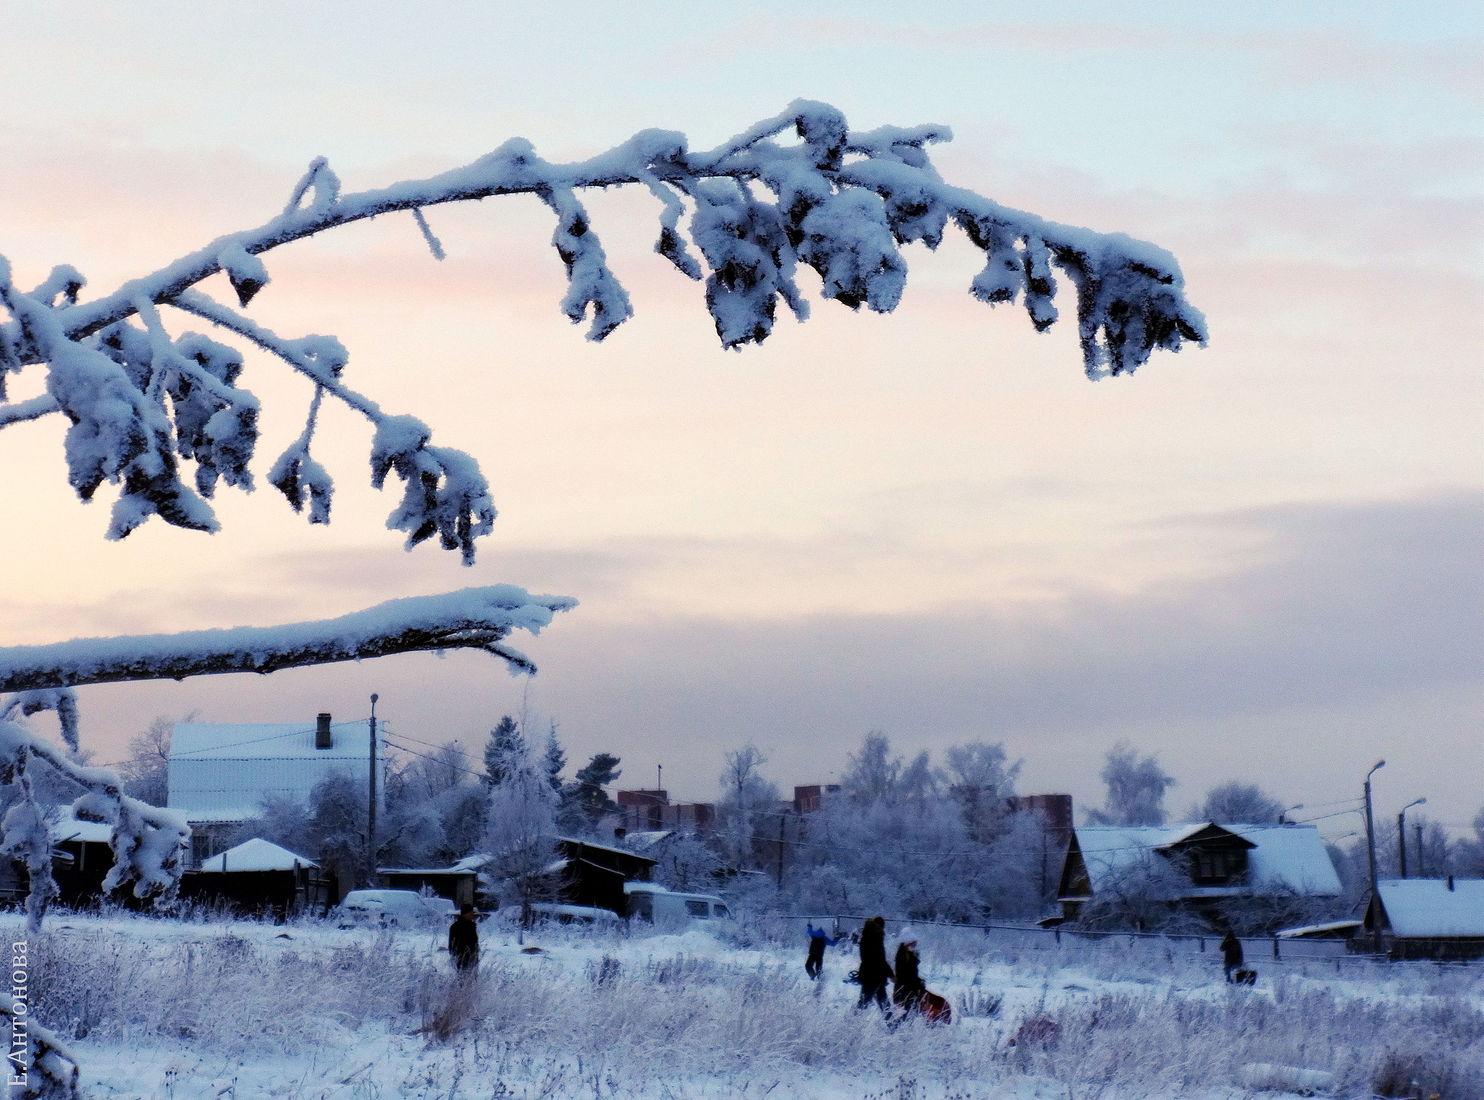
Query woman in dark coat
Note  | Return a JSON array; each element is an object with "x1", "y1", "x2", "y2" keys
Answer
[
  {"x1": 1220, "y1": 931, "x2": 1243, "y2": 982},
  {"x1": 892, "y1": 939, "x2": 925, "y2": 1013},
  {"x1": 448, "y1": 904, "x2": 480, "y2": 973},
  {"x1": 856, "y1": 916, "x2": 892, "y2": 1011}
]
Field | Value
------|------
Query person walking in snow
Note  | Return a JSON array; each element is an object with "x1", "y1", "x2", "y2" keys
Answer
[
  {"x1": 855, "y1": 916, "x2": 893, "y2": 1012},
  {"x1": 1220, "y1": 931, "x2": 1243, "y2": 983},
  {"x1": 892, "y1": 937, "x2": 926, "y2": 1014},
  {"x1": 449, "y1": 904, "x2": 480, "y2": 973},
  {"x1": 805, "y1": 921, "x2": 842, "y2": 980}
]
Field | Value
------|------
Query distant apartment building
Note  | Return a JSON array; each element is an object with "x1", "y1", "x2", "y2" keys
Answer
[{"x1": 615, "y1": 789, "x2": 715, "y2": 834}]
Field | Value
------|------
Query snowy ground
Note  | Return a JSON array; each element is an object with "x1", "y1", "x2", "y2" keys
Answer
[{"x1": 10, "y1": 908, "x2": 1483, "y2": 1099}]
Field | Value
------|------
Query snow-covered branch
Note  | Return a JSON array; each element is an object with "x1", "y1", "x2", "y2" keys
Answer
[
  {"x1": 0, "y1": 586, "x2": 575, "y2": 694},
  {"x1": 0, "y1": 100, "x2": 1205, "y2": 555}
]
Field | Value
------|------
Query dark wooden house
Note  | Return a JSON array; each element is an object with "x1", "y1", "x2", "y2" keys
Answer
[
  {"x1": 179, "y1": 838, "x2": 332, "y2": 920},
  {"x1": 549, "y1": 836, "x2": 656, "y2": 915}
]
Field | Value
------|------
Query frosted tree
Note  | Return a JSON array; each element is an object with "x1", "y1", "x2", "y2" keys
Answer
[
  {"x1": 542, "y1": 724, "x2": 566, "y2": 796},
  {"x1": 1088, "y1": 742, "x2": 1177, "y2": 827},
  {"x1": 483, "y1": 737, "x2": 558, "y2": 929},
  {"x1": 114, "y1": 716, "x2": 177, "y2": 806},
  {"x1": 942, "y1": 741, "x2": 1023, "y2": 841},
  {"x1": 1192, "y1": 781, "x2": 1285, "y2": 824},
  {"x1": 0, "y1": 101, "x2": 1204, "y2": 931},
  {"x1": 483, "y1": 715, "x2": 526, "y2": 788},
  {"x1": 716, "y1": 743, "x2": 780, "y2": 871}
]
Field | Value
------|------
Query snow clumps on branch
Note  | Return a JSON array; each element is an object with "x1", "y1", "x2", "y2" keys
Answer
[{"x1": 0, "y1": 100, "x2": 1205, "y2": 557}]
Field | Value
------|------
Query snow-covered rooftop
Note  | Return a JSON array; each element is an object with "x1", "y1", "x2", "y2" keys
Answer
[
  {"x1": 1074, "y1": 823, "x2": 1340, "y2": 897},
  {"x1": 51, "y1": 805, "x2": 113, "y2": 845},
  {"x1": 168, "y1": 719, "x2": 373, "y2": 823},
  {"x1": 197, "y1": 838, "x2": 317, "y2": 872},
  {"x1": 1376, "y1": 879, "x2": 1484, "y2": 938}
]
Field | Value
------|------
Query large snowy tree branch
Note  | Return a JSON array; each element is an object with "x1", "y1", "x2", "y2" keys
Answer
[
  {"x1": 0, "y1": 100, "x2": 1205, "y2": 555},
  {"x1": 0, "y1": 586, "x2": 574, "y2": 694}
]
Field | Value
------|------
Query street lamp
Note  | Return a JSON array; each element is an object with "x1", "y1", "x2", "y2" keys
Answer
[
  {"x1": 1279, "y1": 803, "x2": 1304, "y2": 825},
  {"x1": 1363, "y1": 760, "x2": 1385, "y2": 947},
  {"x1": 1397, "y1": 797, "x2": 1426, "y2": 878}
]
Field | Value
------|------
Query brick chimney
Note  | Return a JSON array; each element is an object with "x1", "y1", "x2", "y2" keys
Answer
[{"x1": 315, "y1": 713, "x2": 333, "y2": 750}]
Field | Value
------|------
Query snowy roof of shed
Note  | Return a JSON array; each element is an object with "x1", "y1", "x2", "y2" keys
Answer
[
  {"x1": 379, "y1": 854, "x2": 489, "y2": 876},
  {"x1": 168, "y1": 719, "x2": 372, "y2": 823},
  {"x1": 1074, "y1": 823, "x2": 1341, "y2": 897},
  {"x1": 1375, "y1": 879, "x2": 1484, "y2": 938},
  {"x1": 51, "y1": 806, "x2": 114, "y2": 845},
  {"x1": 197, "y1": 838, "x2": 317, "y2": 872}
]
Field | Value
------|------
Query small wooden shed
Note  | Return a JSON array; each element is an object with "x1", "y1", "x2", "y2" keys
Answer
[{"x1": 180, "y1": 838, "x2": 332, "y2": 920}]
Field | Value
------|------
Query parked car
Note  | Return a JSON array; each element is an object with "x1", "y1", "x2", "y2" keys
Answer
[
  {"x1": 333, "y1": 889, "x2": 456, "y2": 929},
  {"x1": 518, "y1": 902, "x2": 626, "y2": 928},
  {"x1": 623, "y1": 882, "x2": 733, "y2": 924}
]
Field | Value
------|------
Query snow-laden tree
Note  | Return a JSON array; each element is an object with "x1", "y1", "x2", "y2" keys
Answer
[
  {"x1": 1190, "y1": 781, "x2": 1285, "y2": 825},
  {"x1": 0, "y1": 101, "x2": 1204, "y2": 932},
  {"x1": 541, "y1": 724, "x2": 566, "y2": 797},
  {"x1": 483, "y1": 715, "x2": 526, "y2": 788},
  {"x1": 716, "y1": 743, "x2": 781, "y2": 871},
  {"x1": 483, "y1": 736, "x2": 558, "y2": 929},
  {"x1": 941, "y1": 741, "x2": 1023, "y2": 842},
  {"x1": 1087, "y1": 742, "x2": 1177, "y2": 827}
]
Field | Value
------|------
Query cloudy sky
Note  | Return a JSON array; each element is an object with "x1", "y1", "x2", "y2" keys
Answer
[{"x1": 3, "y1": 2, "x2": 1480, "y2": 841}]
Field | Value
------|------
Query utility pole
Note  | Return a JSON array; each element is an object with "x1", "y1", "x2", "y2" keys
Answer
[
  {"x1": 775, "y1": 814, "x2": 785, "y2": 888},
  {"x1": 1414, "y1": 822, "x2": 1425, "y2": 877},
  {"x1": 1397, "y1": 797, "x2": 1425, "y2": 878},
  {"x1": 368, "y1": 693, "x2": 379, "y2": 885},
  {"x1": 1363, "y1": 759, "x2": 1385, "y2": 948}
]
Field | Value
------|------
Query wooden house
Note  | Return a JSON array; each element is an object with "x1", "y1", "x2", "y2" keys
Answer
[
  {"x1": 548, "y1": 837, "x2": 656, "y2": 915},
  {"x1": 1057, "y1": 822, "x2": 1341, "y2": 928},
  {"x1": 1363, "y1": 878, "x2": 1484, "y2": 960}
]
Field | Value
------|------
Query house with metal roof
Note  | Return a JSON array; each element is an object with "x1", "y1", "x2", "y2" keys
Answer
[
  {"x1": 168, "y1": 712, "x2": 377, "y2": 863},
  {"x1": 1057, "y1": 822, "x2": 1342, "y2": 930},
  {"x1": 1363, "y1": 877, "x2": 1484, "y2": 959}
]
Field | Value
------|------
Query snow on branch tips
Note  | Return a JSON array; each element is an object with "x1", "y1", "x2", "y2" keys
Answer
[{"x1": 0, "y1": 100, "x2": 1205, "y2": 551}]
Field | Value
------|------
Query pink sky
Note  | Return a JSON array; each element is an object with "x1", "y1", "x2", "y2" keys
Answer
[{"x1": 2, "y1": 3, "x2": 1480, "y2": 840}]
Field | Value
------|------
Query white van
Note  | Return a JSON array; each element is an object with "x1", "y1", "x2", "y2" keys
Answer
[{"x1": 624, "y1": 882, "x2": 734, "y2": 924}]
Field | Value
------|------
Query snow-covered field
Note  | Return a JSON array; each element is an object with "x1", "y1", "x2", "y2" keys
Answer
[{"x1": 11, "y1": 909, "x2": 1483, "y2": 1099}]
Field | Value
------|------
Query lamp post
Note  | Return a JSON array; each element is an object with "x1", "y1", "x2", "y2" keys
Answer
[
  {"x1": 1279, "y1": 803, "x2": 1304, "y2": 825},
  {"x1": 1397, "y1": 797, "x2": 1425, "y2": 878},
  {"x1": 1363, "y1": 759, "x2": 1385, "y2": 948}
]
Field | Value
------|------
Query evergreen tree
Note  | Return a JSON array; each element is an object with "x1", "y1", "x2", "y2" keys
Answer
[
  {"x1": 542, "y1": 723, "x2": 566, "y2": 796},
  {"x1": 483, "y1": 715, "x2": 526, "y2": 788},
  {"x1": 566, "y1": 753, "x2": 622, "y2": 831}
]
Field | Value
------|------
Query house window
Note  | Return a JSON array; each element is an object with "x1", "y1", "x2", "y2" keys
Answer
[
  {"x1": 191, "y1": 833, "x2": 212, "y2": 866},
  {"x1": 1191, "y1": 848, "x2": 1248, "y2": 885}
]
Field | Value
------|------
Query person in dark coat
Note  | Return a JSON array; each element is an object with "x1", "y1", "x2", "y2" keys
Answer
[
  {"x1": 892, "y1": 938, "x2": 926, "y2": 1013},
  {"x1": 449, "y1": 904, "x2": 480, "y2": 973},
  {"x1": 855, "y1": 916, "x2": 892, "y2": 1011},
  {"x1": 804, "y1": 922, "x2": 842, "y2": 980},
  {"x1": 1220, "y1": 931, "x2": 1243, "y2": 982}
]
